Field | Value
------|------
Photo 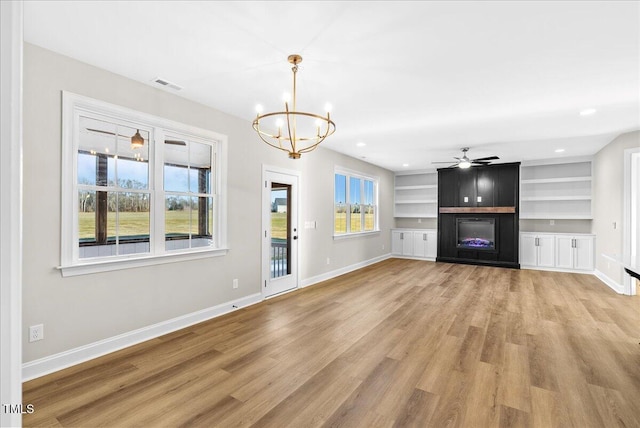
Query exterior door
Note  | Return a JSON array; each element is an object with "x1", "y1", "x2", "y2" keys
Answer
[{"x1": 262, "y1": 167, "x2": 299, "y2": 298}]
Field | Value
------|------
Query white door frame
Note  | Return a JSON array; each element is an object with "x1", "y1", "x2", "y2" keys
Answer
[
  {"x1": 623, "y1": 147, "x2": 639, "y2": 295},
  {"x1": 1, "y1": 1, "x2": 23, "y2": 427},
  {"x1": 261, "y1": 165, "x2": 301, "y2": 299}
]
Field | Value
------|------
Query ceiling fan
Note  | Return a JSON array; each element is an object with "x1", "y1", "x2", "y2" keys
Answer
[
  {"x1": 85, "y1": 128, "x2": 186, "y2": 146},
  {"x1": 432, "y1": 147, "x2": 499, "y2": 169}
]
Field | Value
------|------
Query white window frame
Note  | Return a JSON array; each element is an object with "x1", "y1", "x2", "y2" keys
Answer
[
  {"x1": 60, "y1": 92, "x2": 228, "y2": 276},
  {"x1": 334, "y1": 167, "x2": 379, "y2": 238}
]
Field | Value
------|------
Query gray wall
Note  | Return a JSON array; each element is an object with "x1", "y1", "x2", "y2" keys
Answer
[
  {"x1": 519, "y1": 219, "x2": 592, "y2": 234},
  {"x1": 592, "y1": 130, "x2": 640, "y2": 284},
  {"x1": 22, "y1": 43, "x2": 393, "y2": 362},
  {"x1": 394, "y1": 218, "x2": 438, "y2": 229}
]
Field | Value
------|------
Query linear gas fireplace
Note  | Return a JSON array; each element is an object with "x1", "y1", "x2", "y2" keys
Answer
[{"x1": 456, "y1": 218, "x2": 495, "y2": 251}]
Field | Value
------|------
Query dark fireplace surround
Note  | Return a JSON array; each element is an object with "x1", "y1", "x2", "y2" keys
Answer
[{"x1": 436, "y1": 162, "x2": 520, "y2": 269}]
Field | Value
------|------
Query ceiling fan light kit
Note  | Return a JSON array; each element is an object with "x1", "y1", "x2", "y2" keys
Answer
[
  {"x1": 252, "y1": 54, "x2": 336, "y2": 159},
  {"x1": 130, "y1": 129, "x2": 144, "y2": 149}
]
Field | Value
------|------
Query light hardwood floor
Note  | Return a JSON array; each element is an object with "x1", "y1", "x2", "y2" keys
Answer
[{"x1": 23, "y1": 259, "x2": 640, "y2": 427}]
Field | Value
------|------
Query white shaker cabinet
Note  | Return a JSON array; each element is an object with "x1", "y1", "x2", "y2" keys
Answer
[
  {"x1": 556, "y1": 235, "x2": 595, "y2": 271},
  {"x1": 413, "y1": 230, "x2": 437, "y2": 259},
  {"x1": 391, "y1": 229, "x2": 436, "y2": 260},
  {"x1": 520, "y1": 233, "x2": 555, "y2": 268}
]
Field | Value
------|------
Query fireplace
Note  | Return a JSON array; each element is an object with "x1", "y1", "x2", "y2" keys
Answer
[{"x1": 456, "y1": 218, "x2": 495, "y2": 251}]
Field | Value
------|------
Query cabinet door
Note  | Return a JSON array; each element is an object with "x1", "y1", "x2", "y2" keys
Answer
[
  {"x1": 402, "y1": 231, "x2": 414, "y2": 256},
  {"x1": 537, "y1": 235, "x2": 555, "y2": 268},
  {"x1": 391, "y1": 231, "x2": 403, "y2": 255},
  {"x1": 573, "y1": 236, "x2": 594, "y2": 271},
  {"x1": 438, "y1": 169, "x2": 457, "y2": 207},
  {"x1": 426, "y1": 230, "x2": 438, "y2": 258},
  {"x1": 495, "y1": 164, "x2": 518, "y2": 207},
  {"x1": 520, "y1": 234, "x2": 538, "y2": 266},
  {"x1": 476, "y1": 168, "x2": 494, "y2": 207},
  {"x1": 457, "y1": 169, "x2": 477, "y2": 206},
  {"x1": 555, "y1": 236, "x2": 574, "y2": 269},
  {"x1": 413, "y1": 232, "x2": 427, "y2": 258}
]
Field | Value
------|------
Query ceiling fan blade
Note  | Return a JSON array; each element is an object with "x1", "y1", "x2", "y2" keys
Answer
[
  {"x1": 471, "y1": 156, "x2": 499, "y2": 162},
  {"x1": 86, "y1": 128, "x2": 130, "y2": 139},
  {"x1": 86, "y1": 128, "x2": 116, "y2": 136},
  {"x1": 431, "y1": 161, "x2": 456, "y2": 164},
  {"x1": 472, "y1": 160, "x2": 492, "y2": 165},
  {"x1": 165, "y1": 140, "x2": 187, "y2": 146}
]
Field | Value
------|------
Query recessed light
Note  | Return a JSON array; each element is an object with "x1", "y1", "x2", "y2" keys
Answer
[
  {"x1": 555, "y1": 149, "x2": 565, "y2": 153},
  {"x1": 356, "y1": 142, "x2": 366, "y2": 147},
  {"x1": 579, "y1": 108, "x2": 596, "y2": 116},
  {"x1": 402, "y1": 163, "x2": 410, "y2": 167}
]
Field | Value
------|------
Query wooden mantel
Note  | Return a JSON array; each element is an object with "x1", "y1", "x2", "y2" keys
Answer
[{"x1": 439, "y1": 206, "x2": 516, "y2": 214}]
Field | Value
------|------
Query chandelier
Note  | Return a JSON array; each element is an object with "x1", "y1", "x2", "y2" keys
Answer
[{"x1": 253, "y1": 54, "x2": 336, "y2": 159}]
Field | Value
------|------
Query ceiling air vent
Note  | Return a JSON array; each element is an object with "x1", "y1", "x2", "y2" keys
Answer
[{"x1": 152, "y1": 77, "x2": 182, "y2": 91}]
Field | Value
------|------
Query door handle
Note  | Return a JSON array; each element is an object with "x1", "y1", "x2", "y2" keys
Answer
[
  {"x1": 423, "y1": 233, "x2": 427, "y2": 241},
  {"x1": 293, "y1": 236, "x2": 298, "y2": 240}
]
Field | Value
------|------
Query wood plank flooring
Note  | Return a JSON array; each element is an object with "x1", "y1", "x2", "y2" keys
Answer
[{"x1": 23, "y1": 259, "x2": 640, "y2": 427}]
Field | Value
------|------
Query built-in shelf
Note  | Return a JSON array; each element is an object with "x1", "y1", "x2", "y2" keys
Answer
[
  {"x1": 395, "y1": 185, "x2": 438, "y2": 190},
  {"x1": 521, "y1": 196, "x2": 591, "y2": 201},
  {"x1": 520, "y1": 214, "x2": 594, "y2": 220},
  {"x1": 520, "y1": 159, "x2": 593, "y2": 220},
  {"x1": 394, "y1": 170, "x2": 438, "y2": 218},
  {"x1": 520, "y1": 176, "x2": 591, "y2": 184},
  {"x1": 396, "y1": 199, "x2": 438, "y2": 204}
]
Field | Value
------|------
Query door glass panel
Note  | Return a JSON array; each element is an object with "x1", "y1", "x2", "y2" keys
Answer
[{"x1": 271, "y1": 183, "x2": 290, "y2": 278}]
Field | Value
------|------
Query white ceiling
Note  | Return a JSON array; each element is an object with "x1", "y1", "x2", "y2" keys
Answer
[{"x1": 23, "y1": 1, "x2": 640, "y2": 172}]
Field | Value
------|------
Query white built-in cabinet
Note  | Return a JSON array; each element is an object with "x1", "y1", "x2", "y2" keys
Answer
[
  {"x1": 520, "y1": 159, "x2": 593, "y2": 219},
  {"x1": 555, "y1": 235, "x2": 594, "y2": 271},
  {"x1": 520, "y1": 232, "x2": 594, "y2": 272},
  {"x1": 520, "y1": 233, "x2": 555, "y2": 268},
  {"x1": 394, "y1": 171, "x2": 438, "y2": 218},
  {"x1": 392, "y1": 229, "x2": 437, "y2": 260}
]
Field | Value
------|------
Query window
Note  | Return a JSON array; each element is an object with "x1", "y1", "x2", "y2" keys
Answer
[
  {"x1": 61, "y1": 92, "x2": 228, "y2": 276},
  {"x1": 334, "y1": 168, "x2": 379, "y2": 236}
]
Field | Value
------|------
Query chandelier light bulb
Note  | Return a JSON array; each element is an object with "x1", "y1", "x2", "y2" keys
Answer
[
  {"x1": 282, "y1": 93, "x2": 291, "y2": 104},
  {"x1": 255, "y1": 104, "x2": 264, "y2": 114},
  {"x1": 275, "y1": 118, "x2": 284, "y2": 129},
  {"x1": 324, "y1": 103, "x2": 333, "y2": 113}
]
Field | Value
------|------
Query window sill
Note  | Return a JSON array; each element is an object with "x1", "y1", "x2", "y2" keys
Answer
[
  {"x1": 333, "y1": 230, "x2": 380, "y2": 240},
  {"x1": 58, "y1": 247, "x2": 229, "y2": 277}
]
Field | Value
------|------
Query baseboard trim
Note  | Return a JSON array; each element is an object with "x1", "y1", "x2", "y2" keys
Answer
[
  {"x1": 300, "y1": 253, "x2": 392, "y2": 288},
  {"x1": 594, "y1": 270, "x2": 625, "y2": 294},
  {"x1": 22, "y1": 292, "x2": 263, "y2": 382},
  {"x1": 520, "y1": 265, "x2": 594, "y2": 275}
]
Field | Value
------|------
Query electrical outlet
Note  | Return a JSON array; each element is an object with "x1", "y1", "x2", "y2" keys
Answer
[
  {"x1": 418, "y1": 218, "x2": 422, "y2": 223},
  {"x1": 382, "y1": 244, "x2": 385, "y2": 250},
  {"x1": 232, "y1": 279, "x2": 238, "y2": 289},
  {"x1": 550, "y1": 220, "x2": 555, "y2": 226},
  {"x1": 29, "y1": 324, "x2": 44, "y2": 342},
  {"x1": 326, "y1": 257, "x2": 330, "y2": 265}
]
